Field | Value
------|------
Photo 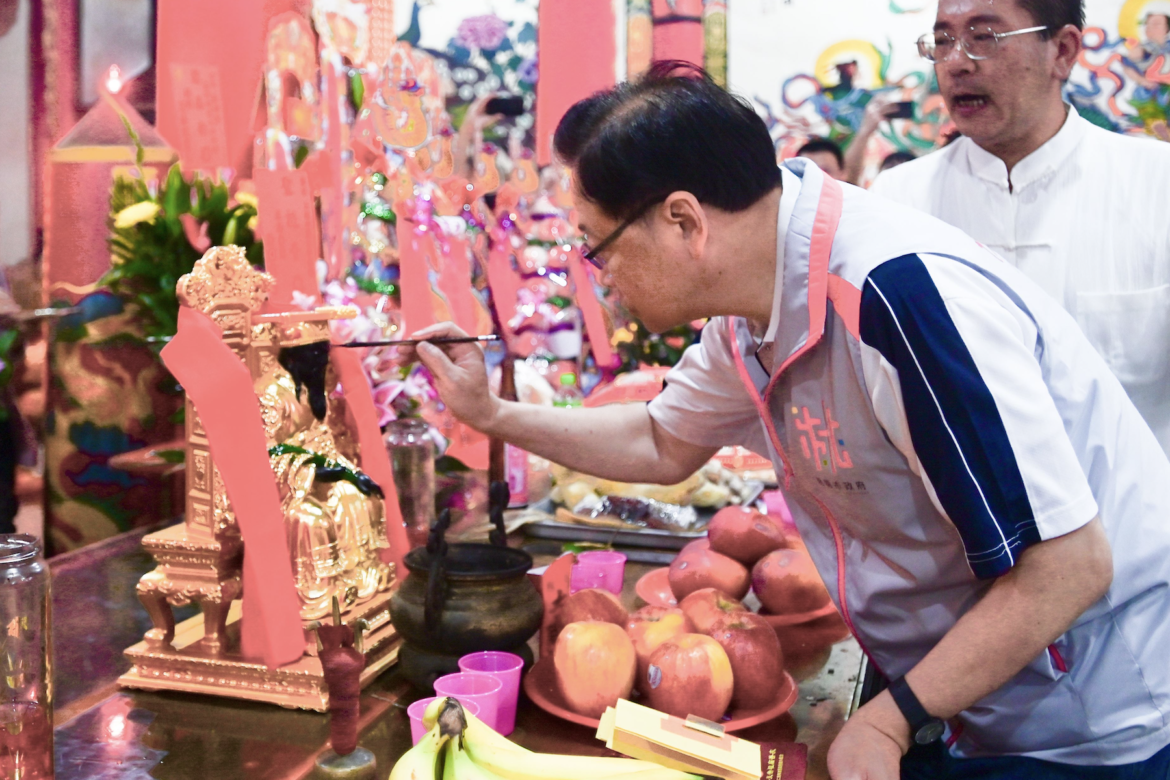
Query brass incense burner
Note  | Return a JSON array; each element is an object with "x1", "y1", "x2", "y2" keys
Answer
[
  {"x1": 390, "y1": 486, "x2": 543, "y2": 691},
  {"x1": 118, "y1": 246, "x2": 400, "y2": 710}
]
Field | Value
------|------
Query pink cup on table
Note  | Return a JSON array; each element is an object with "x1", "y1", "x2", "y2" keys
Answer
[
  {"x1": 459, "y1": 651, "x2": 524, "y2": 736},
  {"x1": 407, "y1": 696, "x2": 480, "y2": 745},
  {"x1": 576, "y1": 550, "x2": 627, "y2": 595},
  {"x1": 569, "y1": 563, "x2": 605, "y2": 593},
  {"x1": 433, "y1": 672, "x2": 503, "y2": 733}
]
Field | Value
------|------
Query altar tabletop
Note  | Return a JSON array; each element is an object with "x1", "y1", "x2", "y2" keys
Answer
[{"x1": 50, "y1": 524, "x2": 864, "y2": 780}]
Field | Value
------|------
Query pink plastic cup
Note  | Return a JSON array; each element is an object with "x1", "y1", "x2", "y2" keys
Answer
[
  {"x1": 569, "y1": 563, "x2": 605, "y2": 593},
  {"x1": 459, "y1": 651, "x2": 524, "y2": 735},
  {"x1": 433, "y1": 672, "x2": 503, "y2": 733},
  {"x1": 576, "y1": 550, "x2": 627, "y2": 595},
  {"x1": 407, "y1": 696, "x2": 479, "y2": 745}
]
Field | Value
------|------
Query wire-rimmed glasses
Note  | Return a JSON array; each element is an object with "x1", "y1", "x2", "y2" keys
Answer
[{"x1": 917, "y1": 25, "x2": 1049, "y2": 62}]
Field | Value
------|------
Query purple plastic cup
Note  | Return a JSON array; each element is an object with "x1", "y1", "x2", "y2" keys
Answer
[
  {"x1": 433, "y1": 672, "x2": 503, "y2": 732},
  {"x1": 576, "y1": 550, "x2": 627, "y2": 595},
  {"x1": 407, "y1": 696, "x2": 479, "y2": 745},
  {"x1": 459, "y1": 651, "x2": 524, "y2": 735}
]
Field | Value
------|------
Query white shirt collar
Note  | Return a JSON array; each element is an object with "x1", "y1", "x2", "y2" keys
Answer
[
  {"x1": 762, "y1": 166, "x2": 801, "y2": 345},
  {"x1": 964, "y1": 104, "x2": 1088, "y2": 191}
]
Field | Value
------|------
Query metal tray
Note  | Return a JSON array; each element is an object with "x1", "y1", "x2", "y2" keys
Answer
[{"x1": 521, "y1": 498, "x2": 708, "y2": 551}]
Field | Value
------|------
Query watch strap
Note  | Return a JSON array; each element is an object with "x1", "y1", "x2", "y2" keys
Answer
[{"x1": 887, "y1": 675, "x2": 943, "y2": 744}]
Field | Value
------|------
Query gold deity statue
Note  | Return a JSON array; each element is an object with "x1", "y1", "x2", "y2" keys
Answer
[
  {"x1": 254, "y1": 320, "x2": 393, "y2": 619},
  {"x1": 121, "y1": 246, "x2": 400, "y2": 710}
]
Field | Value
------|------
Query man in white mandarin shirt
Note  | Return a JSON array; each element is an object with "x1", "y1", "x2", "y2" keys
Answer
[{"x1": 871, "y1": 0, "x2": 1170, "y2": 454}]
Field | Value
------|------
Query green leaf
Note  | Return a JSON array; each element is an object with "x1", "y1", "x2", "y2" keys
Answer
[
  {"x1": 223, "y1": 215, "x2": 239, "y2": 246},
  {"x1": 294, "y1": 144, "x2": 311, "y2": 169},
  {"x1": 350, "y1": 70, "x2": 365, "y2": 113}
]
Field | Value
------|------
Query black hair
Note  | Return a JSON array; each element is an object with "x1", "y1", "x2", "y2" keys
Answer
[
  {"x1": 552, "y1": 61, "x2": 781, "y2": 220},
  {"x1": 278, "y1": 341, "x2": 332, "y2": 421},
  {"x1": 880, "y1": 150, "x2": 917, "y2": 171},
  {"x1": 796, "y1": 138, "x2": 844, "y2": 169},
  {"x1": 1016, "y1": 0, "x2": 1084, "y2": 36}
]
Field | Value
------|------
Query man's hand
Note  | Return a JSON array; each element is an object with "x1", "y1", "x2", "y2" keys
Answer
[
  {"x1": 827, "y1": 691, "x2": 909, "y2": 780},
  {"x1": 407, "y1": 322, "x2": 500, "y2": 432}
]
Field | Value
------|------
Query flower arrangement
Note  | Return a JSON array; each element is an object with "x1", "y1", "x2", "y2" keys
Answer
[{"x1": 101, "y1": 118, "x2": 263, "y2": 343}]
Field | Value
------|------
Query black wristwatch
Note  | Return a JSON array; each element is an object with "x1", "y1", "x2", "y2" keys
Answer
[{"x1": 887, "y1": 676, "x2": 945, "y2": 745}]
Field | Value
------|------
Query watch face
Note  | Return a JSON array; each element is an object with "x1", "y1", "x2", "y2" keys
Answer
[{"x1": 915, "y1": 720, "x2": 946, "y2": 745}]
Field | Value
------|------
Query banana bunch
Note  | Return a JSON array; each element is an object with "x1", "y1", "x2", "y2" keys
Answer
[{"x1": 390, "y1": 698, "x2": 701, "y2": 780}]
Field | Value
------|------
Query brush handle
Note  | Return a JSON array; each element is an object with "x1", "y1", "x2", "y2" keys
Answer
[{"x1": 339, "y1": 335, "x2": 501, "y2": 348}]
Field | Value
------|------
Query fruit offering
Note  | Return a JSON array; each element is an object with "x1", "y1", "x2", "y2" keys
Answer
[
  {"x1": 708, "y1": 611, "x2": 784, "y2": 709},
  {"x1": 553, "y1": 621, "x2": 637, "y2": 717},
  {"x1": 752, "y1": 548, "x2": 831, "y2": 615},
  {"x1": 643, "y1": 634, "x2": 734, "y2": 721},
  {"x1": 392, "y1": 698, "x2": 701, "y2": 780},
  {"x1": 667, "y1": 539, "x2": 751, "y2": 601},
  {"x1": 707, "y1": 506, "x2": 788, "y2": 564},
  {"x1": 626, "y1": 606, "x2": 694, "y2": 694}
]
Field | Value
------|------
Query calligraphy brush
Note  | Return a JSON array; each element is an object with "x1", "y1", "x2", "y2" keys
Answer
[{"x1": 339, "y1": 334, "x2": 502, "y2": 348}]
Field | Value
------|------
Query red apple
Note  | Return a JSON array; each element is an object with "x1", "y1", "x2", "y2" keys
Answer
[
  {"x1": 751, "y1": 548, "x2": 831, "y2": 615},
  {"x1": 709, "y1": 611, "x2": 784, "y2": 709},
  {"x1": 554, "y1": 588, "x2": 629, "y2": 641},
  {"x1": 669, "y1": 544, "x2": 751, "y2": 602},
  {"x1": 707, "y1": 506, "x2": 789, "y2": 565},
  {"x1": 626, "y1": 606, "x2": 694, "y2": 694},
  {"x1": 679, "y1": 588, "x2": 748, "y2": 635},
  {"x1": 644, "y1": 634, "x2": 734, "y2": 721},
  {"x1": 554, "y1": 621, "x2": 637, "y2": 718}
]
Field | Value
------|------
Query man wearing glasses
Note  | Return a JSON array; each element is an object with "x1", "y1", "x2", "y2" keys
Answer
[
  {"x1": 410, "y1": 62, "x2": 1170, "y2": 778},
  {"x1": 870, "y1": 0, "x2": 1170, "y2": 457}
]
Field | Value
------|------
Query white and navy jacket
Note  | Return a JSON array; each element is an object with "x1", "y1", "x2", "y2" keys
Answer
[{"x1": 649, "y1": 159, "x2": 1170, "y2": 763}]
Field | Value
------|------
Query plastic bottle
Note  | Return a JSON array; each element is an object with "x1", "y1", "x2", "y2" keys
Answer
[{"x1": 552, "y1": 373, "x2": 584, "y2": 408}]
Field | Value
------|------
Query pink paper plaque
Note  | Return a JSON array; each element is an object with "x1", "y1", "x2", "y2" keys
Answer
[{"x1": 169, "y1": 64, "x2": 231, "y2": 172}]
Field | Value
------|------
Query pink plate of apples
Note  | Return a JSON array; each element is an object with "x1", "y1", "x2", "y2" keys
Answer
[{"x1": 523, "y1": 657, "x2": 798, "y2": 731}]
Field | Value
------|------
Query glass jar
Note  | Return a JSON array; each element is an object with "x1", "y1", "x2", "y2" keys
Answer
[
  {"x1": 0, "y1": 534, "x2": 52, "y2": 780},
  {"x1": 384, "y1": 418, "x2": 436, "y2": 549}
]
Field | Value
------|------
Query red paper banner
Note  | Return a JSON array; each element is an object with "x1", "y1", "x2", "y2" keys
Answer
[
  {"x1": 330, "y1": 348, "x2": 411, "y2": 577},
  {"x1": 160, "y1": 307, "x2": 304, "y2": 669},
  {"x1": 254, "y1": 167, "x2": 322, "y2": 310},
  {"x1": 569, "y1": 252, "x2": 617, "y2": 368},
  {"x1": 535, "y1": 0, "x2": 616, "y2": 165},
  {"x1": 168, "y1": 64, "x2": 231, "y2": 172}
]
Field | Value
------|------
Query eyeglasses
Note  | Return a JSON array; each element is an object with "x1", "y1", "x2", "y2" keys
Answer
[
  {"x1": 917, "y1": 25, "x2": 1049, "y2": 62},
  {"x1": 580, "y1": 198, "x2": 662, "y2": 270}
]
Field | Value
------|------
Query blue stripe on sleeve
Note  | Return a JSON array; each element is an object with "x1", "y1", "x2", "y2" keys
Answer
[{"x1": 859, "y1": 254, "x2": 1039, "y2": 579}]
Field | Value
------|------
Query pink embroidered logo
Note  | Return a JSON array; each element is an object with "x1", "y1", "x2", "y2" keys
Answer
[{"x1": 792, "y1": 404, "x2": 853, "y2": 472}]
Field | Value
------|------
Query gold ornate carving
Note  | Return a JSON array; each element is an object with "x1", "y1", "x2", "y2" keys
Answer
[{"x1": 177, "y1": 245, "x2": 274, "y2": 315}]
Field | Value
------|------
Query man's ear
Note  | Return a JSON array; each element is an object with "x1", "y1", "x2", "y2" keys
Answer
[
  {"x1": 1051, "y1": 24, "x2": 1082, "y2": 81},
  {"x1": 662, "y1": 191, "x2": 708, "y2": 259}
]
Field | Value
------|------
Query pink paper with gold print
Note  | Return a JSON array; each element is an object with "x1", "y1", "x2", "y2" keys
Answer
[
  {"x1": 160, "y1": 306, "x2": 303, "y2": 669},
  {"x1": 330, "y1": 347, "x2": 410, "y2": 576}
]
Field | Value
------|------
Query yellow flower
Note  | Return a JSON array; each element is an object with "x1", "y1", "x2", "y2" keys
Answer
[
  {"x1": 234, "y1": 191, "x2": 259, "y2": 209},
  {"x1": 114, "y1": 201, "x2": 160, "y2": 229}
]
